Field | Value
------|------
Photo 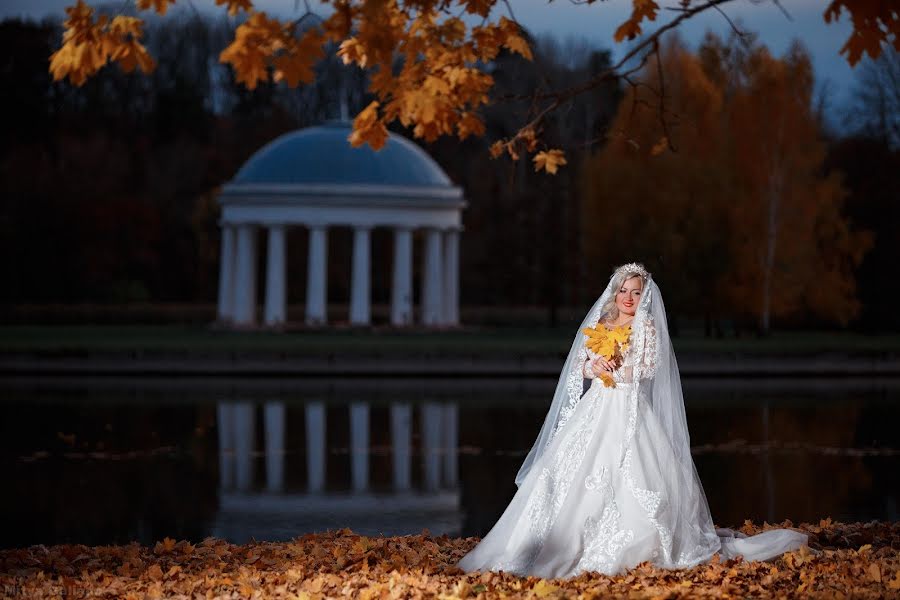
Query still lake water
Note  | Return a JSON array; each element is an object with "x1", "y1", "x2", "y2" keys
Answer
[{"x1": 1, "y1": 375, "x2": 898, "y2": 550}]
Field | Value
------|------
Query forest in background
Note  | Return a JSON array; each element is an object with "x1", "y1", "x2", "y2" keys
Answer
[{"x1": 1, "y1": 13, "x2": 898, "y2": 333}]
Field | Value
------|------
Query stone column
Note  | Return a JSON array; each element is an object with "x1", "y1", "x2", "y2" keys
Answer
[
  {"x1": 349, "y1": 226, "x2": 372, "y2": 325},
  {"x1": 264, "y1": 225, "x2": 287, "y2": 326},
  {"x1": 233, "y1": 224, "x2": 258, "y2": 326},
  {"x1": 422, "y1": 228, "x2": 443, "y2": 326},
  {"x1": 305, "y1": 225, "x2": 328, "y2": 325},
  {"x1": 391, "y1": 227, "x2": 413, "y2": 326},
  {"x1": 442, "y1": 227, "x2": 460, "y2": 326},
  {"x1": 217, "y1": 224, "x2": 236, "y2": 322}
]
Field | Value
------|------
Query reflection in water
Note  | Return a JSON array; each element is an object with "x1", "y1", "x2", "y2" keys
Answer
[
  {"x1": 214, "y1": 398, "x2": 462, "y2": 543},
  {"x1": 0, "y1": 375, "x2": 897, "y2": 549}
]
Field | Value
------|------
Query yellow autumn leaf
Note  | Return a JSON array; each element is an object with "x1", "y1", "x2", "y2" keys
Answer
[
  {"x1": 274, "y1": 29, "x2": 325, "y2": 86},
  {"x1": 531, "y1": 579, "x2": 560, "y2": 597},
  {"x1": 613, "y1": 0, "x2": 659, "y2": 43},
  {"x1": 215, "y1": 0, "x2": 253, "y2": 17},
  {"x1": 135, "y1": 0, "x2": 175, "y2": 15},
  {"x1": 650, "y1": 136, "x2": 669, "y2": 156},
  {"x1": 532, "y1": 149, "x2": 567, "y2": 174},
  {"x1": 154, "y1": 536, "x2": 178, "y2": 554},
  {"x1": 349, "y1": 101, "x2": 389, "y2": 150},
  {"x1": 582, "y1": 325, "x2": 620, "y2": 358},
  {"x1": 888, "y1": 570, "x2": 900, "y2": 590},
  {"x1": 607, "y1": 324, "x2": 632, "y2": 348},
  {"x1": 457, "y1": 112, "x2": 485, "y2": 140}
]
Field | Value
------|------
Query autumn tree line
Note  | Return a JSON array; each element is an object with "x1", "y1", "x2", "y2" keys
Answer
[{"x1": 0, "y1": 14, "x2": 898, "y2": 333}]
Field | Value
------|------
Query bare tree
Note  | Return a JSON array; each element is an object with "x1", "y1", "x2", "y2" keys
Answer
[{"x1": 849, "y1": 47, "x2": 900, "y2": 148}]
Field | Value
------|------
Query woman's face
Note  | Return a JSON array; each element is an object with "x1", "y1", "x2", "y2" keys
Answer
[{"x1": 615, "y1": 275, "x2": 643, "y2": 317}]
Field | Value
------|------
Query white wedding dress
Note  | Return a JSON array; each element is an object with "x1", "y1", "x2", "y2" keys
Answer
[{"x1": 458, "y1": 265, "x2": 808, "y2": 579}]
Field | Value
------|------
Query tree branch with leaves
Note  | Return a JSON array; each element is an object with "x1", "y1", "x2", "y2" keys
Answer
[{"x1": 49, "y1": 0, "x2": 899, "y2": 173}]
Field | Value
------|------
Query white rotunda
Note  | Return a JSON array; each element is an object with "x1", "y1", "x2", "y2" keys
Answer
[{"x1": 215, "y1": 121, "x2": 466, "y2": 328}]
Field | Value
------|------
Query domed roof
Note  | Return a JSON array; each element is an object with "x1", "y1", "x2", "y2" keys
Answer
[{"x1": 232, "y1": 121, "x2": 453, "y2": 187}]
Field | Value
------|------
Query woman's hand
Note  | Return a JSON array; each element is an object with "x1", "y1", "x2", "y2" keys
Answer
[{"x1": 590, "y1": 357, "x2": 617, "y2": 377}]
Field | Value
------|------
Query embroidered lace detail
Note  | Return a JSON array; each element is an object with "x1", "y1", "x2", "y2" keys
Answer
[
  {"x1": 584, "y1": 465, "x2": 608, "y2": 491},
  {"x1": 620, "y1": 445, "x2": 672, "y2": 564},
  {"x1": 638, "y1": 316, "x2": 660, "y2": 380},
  {"x1": 555, "y1": 301, "x2": 606, "y2": 436},
  {"x1": 571, "y1": 465, "x2": 634, "y2": 575},
  {"x1": 516, "y1": 389, "x2": 602, "y2": 572}
]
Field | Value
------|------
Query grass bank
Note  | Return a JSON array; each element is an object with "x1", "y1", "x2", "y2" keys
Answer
[{"x1": 2, "y1": 325, "x2": 900, "y2": 356}]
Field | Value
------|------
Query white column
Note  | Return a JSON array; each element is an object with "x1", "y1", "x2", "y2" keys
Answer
[
  {"x1": 391, "y1": 227, "x2": 413, "y2": 326},
  {"x1": 349, "y1": 402, "x2": 370, "y2": 492},
  {"x1": 217, "y1": 224, "x2": 236, "y2": 322},
  {"x1": 264, "y1": 225, "x2": 287, "y2": 326},
  {"x1": 305, "y1": 225, "x2": 328, "y2": 325},
  {"x1": 349, "y1": 226, "x2": 372, "y2": 325},
  {"x1": 442, "y1": 227, "x2": 460, "y2": 326},
  {"x1": 422, "y1": 228, "x2": 443, "y2": 326},
  {"x1": 264, "y1": 401, "x2": 285, "y2": 493},
  {"x1": 233, "y1": 224, "x2": 258, "y2": 326}
]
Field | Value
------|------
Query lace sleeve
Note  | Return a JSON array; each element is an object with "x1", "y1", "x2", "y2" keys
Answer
[
  {"x1": 639, "y1": 316, "x2": 660, "y2": 380},
  {"x1": 582, "y1": 349, "x2": 596, "y2": 379}
]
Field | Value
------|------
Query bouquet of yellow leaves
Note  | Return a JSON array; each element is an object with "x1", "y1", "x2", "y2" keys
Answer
[{"x1": 581, "y1": 323, "x2": 632, "y2": 388}]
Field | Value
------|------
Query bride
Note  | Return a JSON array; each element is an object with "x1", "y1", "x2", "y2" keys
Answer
[{"x1": 458, "y1": 262, "x2": 807, "y2": 578}]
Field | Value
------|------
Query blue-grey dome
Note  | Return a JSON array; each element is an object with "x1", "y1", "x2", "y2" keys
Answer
[{"x1": 233, "y1": 121, "x2": 453, "y2": 187}]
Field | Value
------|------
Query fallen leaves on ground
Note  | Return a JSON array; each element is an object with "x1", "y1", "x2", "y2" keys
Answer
[{"x1": 1, "y1": 520, "x2": 898, "y2": 598}]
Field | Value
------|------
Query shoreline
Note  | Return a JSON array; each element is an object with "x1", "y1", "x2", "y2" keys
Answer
[{"x1": 2, "y1": 350, "x2": 899, "y2": 377}]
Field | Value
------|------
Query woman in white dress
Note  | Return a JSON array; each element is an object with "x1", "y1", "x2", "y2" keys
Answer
[{"x1": 458, "y1": 262, "x2": 808, "y2": 579}]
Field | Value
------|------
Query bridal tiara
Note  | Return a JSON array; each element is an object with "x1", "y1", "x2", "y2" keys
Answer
[{"x1": 614, "y1": 262, "x2": 651, "y2": 280}]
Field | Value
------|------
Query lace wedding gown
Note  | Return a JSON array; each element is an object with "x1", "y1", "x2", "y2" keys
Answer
[{"x1": 458, "y1": 316, "x2": 807, "y2": 579}]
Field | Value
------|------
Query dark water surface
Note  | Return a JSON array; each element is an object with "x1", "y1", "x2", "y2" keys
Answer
[{"x1": 1, "y1": 376, "x2": 898, "y2": 550}]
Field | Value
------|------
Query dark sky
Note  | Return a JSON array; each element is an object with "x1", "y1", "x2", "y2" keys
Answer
[{"x1": 2, "y1": 0, "x2": 865, "y2": 126}]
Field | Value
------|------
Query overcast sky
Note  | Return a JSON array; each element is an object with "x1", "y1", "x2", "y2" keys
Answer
[{"x1": 2, "y1": 0, "x2": 864, "y2": 125}]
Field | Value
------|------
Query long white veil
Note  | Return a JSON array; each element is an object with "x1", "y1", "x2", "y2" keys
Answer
[
  {"x1": 515, "y1": 263, "x2": 694, "y2": 485},
  {"x1": 514, "y1": 262, "x2": 808, "y2": 565}
]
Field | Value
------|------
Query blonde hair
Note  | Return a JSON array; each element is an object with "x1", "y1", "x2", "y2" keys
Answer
[{"x1": 601, "y1": 264, "x2": 648, "y2": 322}]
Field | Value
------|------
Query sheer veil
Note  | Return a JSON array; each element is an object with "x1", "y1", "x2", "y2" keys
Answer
[{"x1": 514, "y1": 262, "x2": 808, "y2": 565}]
